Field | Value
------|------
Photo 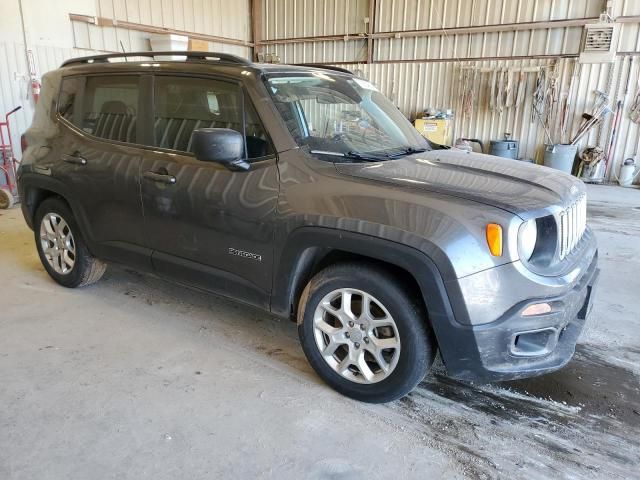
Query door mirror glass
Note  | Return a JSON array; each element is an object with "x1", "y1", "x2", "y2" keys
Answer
[{"x1": 192, "y1": 128, "x2": 249, "y2": 171}]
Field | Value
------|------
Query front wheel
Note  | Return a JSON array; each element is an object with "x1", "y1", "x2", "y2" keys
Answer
[
  {"x1": 297, "y1": 263, "x2": 436, "y2": 403},
  {"x1": 34, "y1": 197, "x2": 106, "y2": 288}
]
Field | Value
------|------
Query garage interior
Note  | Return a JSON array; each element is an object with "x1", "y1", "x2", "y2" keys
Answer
[{"x1": 1, "y1": 0, "x2": 639, "y2": 478}]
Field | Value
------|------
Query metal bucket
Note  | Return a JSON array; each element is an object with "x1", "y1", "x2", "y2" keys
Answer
[
  {"x1": 543, "y1": 144, "x2": 578, "y2": 174},
  {"x1": 489, "y1": 139, "x2": 519, "y2": 159}
]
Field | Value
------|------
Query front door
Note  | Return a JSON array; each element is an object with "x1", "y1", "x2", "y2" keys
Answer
[
  {"x1": 53, "y1": 74, "x2": 149, "y2": 269},
  {"x1": 139, "y1": 74, "x2": 279, "y2": 309}
]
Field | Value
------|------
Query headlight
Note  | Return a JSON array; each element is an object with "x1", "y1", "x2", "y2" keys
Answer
[{"x1": 518, "y1": 219, "x2": 538, "y2": 261}]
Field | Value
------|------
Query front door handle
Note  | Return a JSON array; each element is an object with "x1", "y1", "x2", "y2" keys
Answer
[
  {"x1": 62, "y1": 152, "x2": 87, "y2": 165},
  {"x1": 143, "y1": 170, "x2": 177, "y2": 185}
]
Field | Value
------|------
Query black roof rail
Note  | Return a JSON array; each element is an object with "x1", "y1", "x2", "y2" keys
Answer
[
  {"x1": 293, "y1": 63, "x2": 353, "y2": 75},
  {"x1": 61, "y1": 51, "x2": 252, "y2": 68}
]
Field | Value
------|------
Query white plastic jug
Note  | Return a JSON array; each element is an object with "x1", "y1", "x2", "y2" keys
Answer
[{"x1": 617, "y1": 158, "x2": 640, "y2": 187}]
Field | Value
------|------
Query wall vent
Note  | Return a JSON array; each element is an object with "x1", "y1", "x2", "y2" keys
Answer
[{"x1": 579, "y1": 19, "x2": 619, "y2": 63}]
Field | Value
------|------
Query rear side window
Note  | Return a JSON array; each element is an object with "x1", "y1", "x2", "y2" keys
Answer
[
  {"x1": 80, "y1": 76, "x2": 139, "y2": 143},
  {"x1": 57, "y1": 77, "x2": 82, "y2": 122},
  {"x1": 153, "y1": 76, "x2": 273, "y2": 159}
]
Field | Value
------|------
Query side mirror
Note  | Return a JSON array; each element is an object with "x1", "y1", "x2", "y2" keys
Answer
[{"x1": 192, "y1": 128, "x2": 249, "y2": 171}]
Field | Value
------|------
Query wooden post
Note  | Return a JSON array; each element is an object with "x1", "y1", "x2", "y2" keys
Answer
[
  {"x1": 367, "y1": 0, "x2": 377, "y2": 63},
  {"x1": 251, "y1": 0, "x2": 263, "y2": 61}
]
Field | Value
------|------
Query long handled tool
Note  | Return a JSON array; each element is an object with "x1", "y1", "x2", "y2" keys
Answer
[
  {"x1": 605, "y1": 57, "x2": 633, "y2": 177},
  {"x1": 630, "y1": 66, "x2": 640, "y2": 123},
  {"x1": 560, "y1": 61, "x2": 579, "y2": 144},
  {"x1": 570, "y1": 90, "x2": 610, "y2": 145},
  {"x1": 535, "y1": 108, "x2": 554, "y2": 144}
]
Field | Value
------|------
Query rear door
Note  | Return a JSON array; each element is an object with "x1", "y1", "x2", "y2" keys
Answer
[
  {"x1": 139, "y1": 74, "x2": 279, "y2": 309},
  {"x1": 54, "y1": 74, "x2": 149, "y2": 268}
]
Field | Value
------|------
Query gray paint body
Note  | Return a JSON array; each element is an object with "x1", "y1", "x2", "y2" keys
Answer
[{"x1": 18, "y1": 60, "x2": 598, "y2": 382}]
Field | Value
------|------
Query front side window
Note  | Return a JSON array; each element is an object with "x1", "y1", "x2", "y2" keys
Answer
[
  {"x1": 80, "y1": 76, "x2": 139, "y2": 143},
  {"x1": 153, "y1": 76, "x2": 273, "y2": 159},
  {"x1": 266, "y1": 73, "x2": 428, "y2": 161}
]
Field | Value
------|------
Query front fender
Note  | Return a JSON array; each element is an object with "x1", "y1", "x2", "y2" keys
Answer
[
  {"x1": 270, "y1": 226, "x2": 455, "y2": 319},
  {"x1": 269, "y1": 226, "x2": 481, "y2": 378}
]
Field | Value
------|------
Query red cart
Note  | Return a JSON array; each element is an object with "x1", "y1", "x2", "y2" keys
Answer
[{"x1": 0, "y1": 106, "x2": 22, "y2": 209}]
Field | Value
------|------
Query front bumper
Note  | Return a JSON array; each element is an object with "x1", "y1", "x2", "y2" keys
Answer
[{"x1": 433, "y1": 248, "x2": 599, "y2": 382}]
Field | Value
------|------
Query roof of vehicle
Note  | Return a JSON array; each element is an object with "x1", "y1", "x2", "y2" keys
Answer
[{"x1": 60, "y1": 51, "x2": 353, "y2": 76}]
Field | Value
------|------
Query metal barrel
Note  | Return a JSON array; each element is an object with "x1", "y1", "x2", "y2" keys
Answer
[
  {"x1": 489, "y1": 139, "x2": 519, "y2": 159},
  {"x1": 543, "y1": 144, "x2": 578, "y2": 174}
]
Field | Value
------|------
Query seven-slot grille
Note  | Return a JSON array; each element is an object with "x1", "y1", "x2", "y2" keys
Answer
[{"x1": 557, "y1": 194, "x2": 587, "y2": 260}]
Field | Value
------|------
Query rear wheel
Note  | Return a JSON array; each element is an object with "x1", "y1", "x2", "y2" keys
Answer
[
  {"x1": 0, "y1": 188, "x2": 14, "y2": 209},
  {"x1": 298, "y1": 262, "x2": 436, "y2": 403},
  {"x1": 34, "y1": 197, "x2": 106, "y2": 288}
]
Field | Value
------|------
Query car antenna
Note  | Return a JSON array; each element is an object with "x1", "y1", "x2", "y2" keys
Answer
[{"x1": 119, "y1": 40, "x2": 127, "y2": 61}]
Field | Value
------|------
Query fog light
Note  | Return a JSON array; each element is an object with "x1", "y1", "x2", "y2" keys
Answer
[{"x1": 522, "y1": 303, "x2": 552, "y2": 316}]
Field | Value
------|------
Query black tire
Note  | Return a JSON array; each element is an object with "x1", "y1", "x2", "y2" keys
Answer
[
  {"x1": 298, "y1": 262, "x2": 436, "y2": 403},
  {"x1": 0, "y1": 188, "x2": 14, "y2": 209},
  {"x1": 34, "y1": 196, "x2": 106, "y2": 288}
]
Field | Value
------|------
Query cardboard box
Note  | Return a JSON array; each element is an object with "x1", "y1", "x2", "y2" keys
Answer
[
  {"x1": 188, "y1": 38, "x2": 209, "y2": 51},
  {"x1": 414, "y1": 118, "x2": 453, "y2": 146}
]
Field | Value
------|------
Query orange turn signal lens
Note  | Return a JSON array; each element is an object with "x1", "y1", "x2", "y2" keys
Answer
[
  {"x1": 486, "y1": 223, "x2": 503, "y2": 256},
  {"x1": 522, "y1": 303, "x2": 552, "y2": 316}
]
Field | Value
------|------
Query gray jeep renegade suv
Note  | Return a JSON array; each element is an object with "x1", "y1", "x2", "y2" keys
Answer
[{"x1": 18, "y1": 52, "x2": 599, "y2": 403}]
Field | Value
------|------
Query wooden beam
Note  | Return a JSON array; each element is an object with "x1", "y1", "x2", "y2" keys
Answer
[
  {"x1": 302, "y1": 49, "x2": 639, "y2": 65},
  {"x1": 302, "y1": 53, "x2": 580, "y2": 66},
  {"x1": 69, "y1": 13, "x2": 97, "y2": 24},
  {"x1": 371, "y1": 53, "x2": 580, "y2": 64},
  {"x1": 616, "y1": 15, "x2": 640, "y2": 23},
  {"x1": 369, "y1": 17, "x2": 599, "y2": 39},
  {"x1": 69, "y1": 14, "x2": 253, "y2": 48},
  {"x1": 259, "y1": 33, "x2": 366, "y2": 46},
  {"x1": 258, "y1": 15, "x2": 640, "y2": 46}
]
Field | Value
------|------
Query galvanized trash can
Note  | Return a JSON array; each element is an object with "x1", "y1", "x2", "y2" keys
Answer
[
  {"x1": 543, "y1": 144, "x2": 578, "y2": 174},
  {"x1": 489, "y1": 137, "x2": 519, "y2": 159}
]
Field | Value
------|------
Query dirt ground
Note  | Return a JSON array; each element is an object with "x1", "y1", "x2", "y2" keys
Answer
[{"x1": 1, "y1": 184, "x2": 638, "y2": 479}]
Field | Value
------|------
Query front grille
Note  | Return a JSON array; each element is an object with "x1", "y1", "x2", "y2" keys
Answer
[{"x1": 557, "y1": 194, "x2": 587, "y2": 260}]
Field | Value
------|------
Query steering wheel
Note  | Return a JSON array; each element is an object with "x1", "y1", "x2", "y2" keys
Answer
[{"x1": 331, "y1": 132, "x2": 347, "y2": 142}]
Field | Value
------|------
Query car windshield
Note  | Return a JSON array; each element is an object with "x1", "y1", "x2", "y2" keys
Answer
[{"x1": 265, "y1": 72, "x2": 429, "y2": 161}]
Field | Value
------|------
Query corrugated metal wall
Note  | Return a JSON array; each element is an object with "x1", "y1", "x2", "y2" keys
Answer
[
  {"x1": 72, "y1": 0, "x2": 251, "y2": 57},
  {"x1": 373, "y1": 0, "x2": 594, "y2": 61},
  {"x1": 261, "y1": 0, "x2": 640, "y2": 179},
  {"x1": 0, "y1": 42, "x2": 103, "y2": 161},
  {"x1": 3, "y1": 0, "x2": 640, "y2": 179},
  {"x1": 335, "y1": 56, "x2": 640, "y2": 165},
  {"x1": 263, "y1": 0, "x2": 369, "y2": 63},
  {"x1": 0, "y1": 0, "x2": 252, "y2": 161}
]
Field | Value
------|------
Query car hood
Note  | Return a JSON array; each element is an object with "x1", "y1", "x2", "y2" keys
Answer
[{"x1": 334, "y1": 149, "x2": 585, "y2": 216}]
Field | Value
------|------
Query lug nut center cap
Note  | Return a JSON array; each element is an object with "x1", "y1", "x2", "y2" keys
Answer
[{"x1": 348, "y1": 329, "x2": 363, "y2": 343}]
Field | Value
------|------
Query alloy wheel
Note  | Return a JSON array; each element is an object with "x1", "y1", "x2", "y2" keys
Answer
[
  {"x1": 39, "y1": 212, "x2": 76, "y2": 274},
  {"x1": 312, "y1": 288, "x2": 401, "y2": 384}
]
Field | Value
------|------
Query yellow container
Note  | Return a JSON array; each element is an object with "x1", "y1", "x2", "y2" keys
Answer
[{"x1": 414, "y1": 118, "x2": 452, "y2": 146}]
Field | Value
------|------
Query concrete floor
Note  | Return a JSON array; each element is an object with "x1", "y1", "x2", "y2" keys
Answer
[{"x1": 1, "y1": 184, "x2": 639, "y2": 479}]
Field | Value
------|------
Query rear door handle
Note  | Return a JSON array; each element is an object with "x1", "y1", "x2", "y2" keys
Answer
[
  {"x1": 143, "y1": 171, "x2": 176, "y2": 185},
  {"x1": 62, "y1": 153, "x2": 87, "y2": 165}
]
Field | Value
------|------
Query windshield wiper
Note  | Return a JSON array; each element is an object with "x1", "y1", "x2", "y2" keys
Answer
[
  {"x1": 309, "y1": 149, "x2": 387, "y2": 162},
  {"x1": 385, "y1": 146, "x2": 429, "y2": 158}
]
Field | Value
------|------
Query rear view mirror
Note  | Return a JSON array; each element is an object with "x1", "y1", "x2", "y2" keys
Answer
[{"x1": 191, "y1": 128, "x2": 249, "y2": 171}]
